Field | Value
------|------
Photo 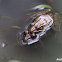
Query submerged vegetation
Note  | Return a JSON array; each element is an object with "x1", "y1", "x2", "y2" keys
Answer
[
  {"x1": 0, "y1": 26, "x2": 21, "y2": 32},
  {"x1": 0, "y1": 16, "x2": 21, "y2": 32}
]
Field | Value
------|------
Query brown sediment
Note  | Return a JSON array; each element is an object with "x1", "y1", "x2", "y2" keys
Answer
[{"x1": 45, "y1": 0, "x2": 54, "y2": 3}]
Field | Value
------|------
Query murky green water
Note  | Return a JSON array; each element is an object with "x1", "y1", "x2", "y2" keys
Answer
[{"x1": 0, "y1": 0, "x2": 62, "y2": 62}]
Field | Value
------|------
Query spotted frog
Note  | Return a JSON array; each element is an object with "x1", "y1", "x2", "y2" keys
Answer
[{"x1": 17, "y1": 8, "x2": 60, "y2": 45}]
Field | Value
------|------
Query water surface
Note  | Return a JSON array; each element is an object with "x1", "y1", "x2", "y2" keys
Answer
[{"x1": 0, "y1": 0, "x2": 62, "y2": 62}]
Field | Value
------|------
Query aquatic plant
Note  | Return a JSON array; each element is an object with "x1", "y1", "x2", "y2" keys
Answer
[
  {"x1": 0, "y1": 26, "x2": 21, "y2": 32},
  {"x1": 26, "y1": 4, "x2": 52, "y2": 11}
]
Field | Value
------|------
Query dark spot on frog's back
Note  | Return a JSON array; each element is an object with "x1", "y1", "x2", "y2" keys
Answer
[
  {"x1": 37, "y1": 28, "x2": 41, "y2": 31},
  {"x1": 39, "y1": 26, "x2": 44, "y2": 30}
]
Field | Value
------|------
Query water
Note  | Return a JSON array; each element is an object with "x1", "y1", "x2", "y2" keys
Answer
[{"x1": 0, "y1": 0, "x2": 62, "y2": 62}]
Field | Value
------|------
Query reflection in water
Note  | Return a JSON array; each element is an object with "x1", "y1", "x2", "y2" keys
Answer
[
  {"x1": 0, "y1": 40, "x2": 7, "y2": 48},
  {"x1": 0, "y1": 42, "x2": 6, "y2": 48},
  {"x1": 8, "y1": 60, "x2": 20, "y2": 62}
]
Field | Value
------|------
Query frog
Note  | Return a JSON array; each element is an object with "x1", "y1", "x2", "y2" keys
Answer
[{"x1": 17, "y1": 8, "x2": 60, "y2": 46}]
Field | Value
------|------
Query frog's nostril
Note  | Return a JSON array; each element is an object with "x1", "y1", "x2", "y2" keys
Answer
[{"x1": 31, "y1": 33, "x2": 37, "y2": 39}]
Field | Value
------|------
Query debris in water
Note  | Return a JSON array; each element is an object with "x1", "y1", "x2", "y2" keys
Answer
[
  {"x1": 0, "y1": 42, "x2": 7, "y2": 48},
  {"x1": 8, "y1": 60, "x2": 20, "y2": 62}
]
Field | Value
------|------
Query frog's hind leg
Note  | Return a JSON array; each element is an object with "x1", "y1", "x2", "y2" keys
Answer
[{"x1": 52, "y1": 12, "x2": 61, "y2": 32}]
